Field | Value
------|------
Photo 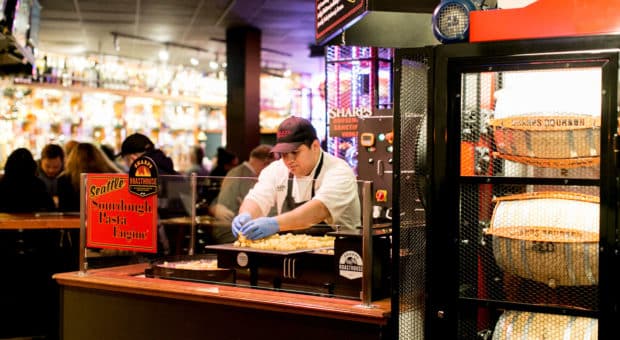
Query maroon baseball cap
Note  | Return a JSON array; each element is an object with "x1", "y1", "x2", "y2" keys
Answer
[{"x1": 271, "y1": 116, "x2": 318, "y2": 153}]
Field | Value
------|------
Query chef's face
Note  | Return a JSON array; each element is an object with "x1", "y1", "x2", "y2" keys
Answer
[{"x1": 281, "y1": 140, "x2": 320, "y2": 177}]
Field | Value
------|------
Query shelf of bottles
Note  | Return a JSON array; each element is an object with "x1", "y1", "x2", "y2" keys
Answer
[
  {"x1": 0, "y1": 51, "x2": 325, "y2": 171},
  {"x1": 325, "y1": 46, "x2": 393, "y2": 173},
  {"x1": 29, "y1": 53, "x2": 227, "y2": 102},
  {"x1": 259, "y1": 72, "x2": 321, "y2": 133},
  {"x1": 0, "y1": 52, "x2": 227, "y2": 171}
]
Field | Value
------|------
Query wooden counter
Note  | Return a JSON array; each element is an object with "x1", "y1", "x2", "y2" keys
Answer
[
  {"x1": 0, "y1": 212, "x2": 80, "y2": 229},
  {"x1": 54, "y1": 264, "x2": 393, "y2": 340},
  {"x1": 0, "y1": 212, "x2": 80, "y2": 339}
]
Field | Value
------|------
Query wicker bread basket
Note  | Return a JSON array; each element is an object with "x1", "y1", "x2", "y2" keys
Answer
[
  {"x1": 493, "y1": 310, "x2": 598, "y2": 340},
  {"x1": 489, "y1": 115, "x2": 600, "y2": 168},
  {"x1": 486, "y1": 191, "x2": 599, "y2": 287}
]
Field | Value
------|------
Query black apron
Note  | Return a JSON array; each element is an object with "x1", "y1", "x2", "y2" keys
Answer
[{"x1": 280, "y1": 153, "x2": 331, "y2": 236}]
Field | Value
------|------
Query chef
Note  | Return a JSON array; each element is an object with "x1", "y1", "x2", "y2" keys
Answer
[{"x1": 232, "y1": 116, "x2": 360, "y2": 240}]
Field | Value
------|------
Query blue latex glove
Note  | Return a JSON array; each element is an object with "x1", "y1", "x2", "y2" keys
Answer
[
  {"x1": 231, "y1": 213, "x2": 251, "y2": 238},
  {"x1": 240, "y1": 217, "x2": 280, "y2": 240}
]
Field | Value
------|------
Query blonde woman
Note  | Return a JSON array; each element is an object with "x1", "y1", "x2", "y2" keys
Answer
[{"x1": 57, "y1": 142, "x2": 122, "y2": 212}]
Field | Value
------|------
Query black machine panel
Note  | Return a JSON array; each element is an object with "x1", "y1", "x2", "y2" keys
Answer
[{"x1": 357, "y1": 109, "x2": 394, "y2": 221}]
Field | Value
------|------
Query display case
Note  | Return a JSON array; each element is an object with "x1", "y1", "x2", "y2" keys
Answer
[
  {"x1": 325, "y1": 45, "x2": 393, "y2": 173},
  {"x1": 394, "y1": 36, "x2": 620, "y2": 339}
]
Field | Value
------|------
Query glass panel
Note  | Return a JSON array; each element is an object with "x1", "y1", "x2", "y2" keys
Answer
[
  {"x1": 460, "y1": 68, "x2": 601, "y2": 179},
  {"x1": 378, "y1": 60, "x2": 392, "y2": 109},
  {"x1": 81, "y1": 174, "x2": 387, "y2": 301}
]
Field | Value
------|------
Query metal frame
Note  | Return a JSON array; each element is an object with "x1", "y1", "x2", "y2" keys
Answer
[{"x1": 427, "y1": 35, "x2": 620, "y2": 339}]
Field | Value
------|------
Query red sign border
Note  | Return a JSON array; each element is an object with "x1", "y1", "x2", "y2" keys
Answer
[{"x1": 86, "y1": 173, "x2": 158, "y2": 253}]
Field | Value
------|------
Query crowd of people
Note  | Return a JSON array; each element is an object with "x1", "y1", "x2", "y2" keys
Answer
[
  {"x1": 0, "y1": 135, "x2": 246, "y2": 215},
  {"x1": 0, "y1": 116, "x2": 361, "y2": 249}
]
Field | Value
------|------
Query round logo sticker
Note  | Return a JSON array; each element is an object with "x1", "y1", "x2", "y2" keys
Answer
[
  {"x1": 236, "y1": 252, "x2": 249, "y2": 267},
  {"x1": 338, "y1": 250, "x2": 363, "y2": 280}
]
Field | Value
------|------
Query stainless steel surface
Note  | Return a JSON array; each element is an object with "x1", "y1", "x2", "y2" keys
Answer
[
  {"x1": 189, "y1": 173, "x2": 197, "y2": 256},
  {"x1": 79, "y1": 173, "x2": 87, "y2": 275},
  {"x1": 204, "y1": 243, "x2": 332, "y2": 256},
  {"x1": 360, "y1": 180, "x2": 374, "y2": 306}
]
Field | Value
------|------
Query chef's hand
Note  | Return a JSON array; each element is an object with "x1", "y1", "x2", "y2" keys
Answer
[
  {"x1": 231, "y1": 213, "x2": 251, "y2": 238},
  {"x1": 240, "y1": 217, "x2": 279, "y2": 240}
]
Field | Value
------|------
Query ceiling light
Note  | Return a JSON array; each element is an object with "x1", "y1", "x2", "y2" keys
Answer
[
  {"x1": 190, "y1": 57, "x2": 199, "y2": 66},
  {"x1": 113, "y1": 34, "x2": 120, "y2": 52},
  {"x1": 159, "y1": 49, "x2": 169, "y2": 62},
  {"x1": 209, "y1": 60, "x2": 219, "y2": 70}
]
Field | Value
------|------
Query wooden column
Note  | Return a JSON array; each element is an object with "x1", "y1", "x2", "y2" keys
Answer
[{"x1": 226, "y1": 26, "x2": 261, "y2": 162}]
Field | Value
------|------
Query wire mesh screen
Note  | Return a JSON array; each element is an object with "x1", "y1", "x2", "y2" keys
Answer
[
  {"x1": 398, "y1": 54, "x2": 430, "y2": 340},
  {"x1": 459, "y1": 69, "x2": 601, "y2": 179},
  {"x1": 459, "y1": 184, "x2": 599, "y2": 309},
  {"x1": 456, "y1": 66, "x2": 601, "y2": 338}
]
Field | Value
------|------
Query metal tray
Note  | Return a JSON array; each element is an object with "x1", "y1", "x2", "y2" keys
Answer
[
  {"x1": 205, "y1": 243, "x2": 333, "y2": 256},
  {"x1": 147, "y1": 254, "x2": 236, "y2": 283}
]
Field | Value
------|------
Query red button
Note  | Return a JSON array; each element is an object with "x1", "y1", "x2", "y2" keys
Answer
[{"x1": 375, "y1": 189, "x2": 388, "y2": 202}]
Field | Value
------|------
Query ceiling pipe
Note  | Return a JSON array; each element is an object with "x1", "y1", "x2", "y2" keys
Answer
[{"x1": 215, "y1": 0, "x2": 236, "y2": 27}]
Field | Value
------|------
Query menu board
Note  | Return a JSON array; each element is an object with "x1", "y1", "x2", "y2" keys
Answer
[{"x1": 315, "y1": 0, "x2": 367, "y2": 43}]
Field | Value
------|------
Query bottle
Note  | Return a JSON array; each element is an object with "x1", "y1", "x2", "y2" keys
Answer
[
  {"x1": 42, "y1": 55, "x2": 52, "y2": 83},
  {"x1": 61, "y1": 58, "x2": 72, "y2": 87}
]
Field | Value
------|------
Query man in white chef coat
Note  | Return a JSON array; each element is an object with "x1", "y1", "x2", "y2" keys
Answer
[{"x1": 231, "y1": 116, "x2": 360, "y2": 240}]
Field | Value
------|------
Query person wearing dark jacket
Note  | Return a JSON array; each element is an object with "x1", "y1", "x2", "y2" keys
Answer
[
  {"x1": 118, "y1": 133, "x2": 181, "y2": 255},
  {"x1": 209, "y1": 147, "x2": 238, "y2": 177},
  {"x1": 0, "y1": 148, "x2": 56, "y2": 212},
  {"x1": 37, "y1": 143, "x2": 65, "y2": 206},
  {"x1": 118, "y1": 133, "x2": 177, "y2": 175}
]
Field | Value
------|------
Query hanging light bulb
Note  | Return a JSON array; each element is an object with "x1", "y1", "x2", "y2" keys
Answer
[
  {"x1": 190, "y1": 57, "x2": 199, "y2": 66},
  {"x1": 283, "y1": 68, "x2": 292, "y2": 77},
  {"x1": 209, "y1": 60, "x2": 219, "y2": 70},
  {"x1": 159, "y1": 48, "x2": 169, "y2": 62}
]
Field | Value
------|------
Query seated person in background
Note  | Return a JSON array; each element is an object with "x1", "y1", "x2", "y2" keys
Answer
[
  {"x1": 118, "y1": 133, "x2": 180, "y2": 255},
  {"x1": 209, "y1": 147, "x2": 238, "y2": 177},
  {"x1": 57, "y1": 142, "x2": 123, "y2": 212},
  {"x1": 118, "y1": 133, "x2": 182, "y2": 217},
  {"x1": 0, "y1": 148, "x2": 56, "y2": 212},
  {"x1": 37, "y1": 143, "x2": 65, "y2": 206},
  {"x1": 63, "y1": 140, "x2": 79, "y2": 160},
  {"x1": 186, "y1": 145, "x2": 210, "y2": 177},
  {"x1": 209, "y1": 144, "x2": 275, "y2": 243},
  {"x1": 99, "y1": 143, "x2": 116, "y2": 161},
  {"x1": 231, "y1": 117, "x2": 361, "y2": 241},
  {"x1": 201, "y1": 146, "x2": 239, "y2": 206}
]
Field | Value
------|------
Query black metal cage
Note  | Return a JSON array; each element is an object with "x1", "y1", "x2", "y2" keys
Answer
[{"x1": 394, "y1": 35, "x2": 620, "y2": 340}]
